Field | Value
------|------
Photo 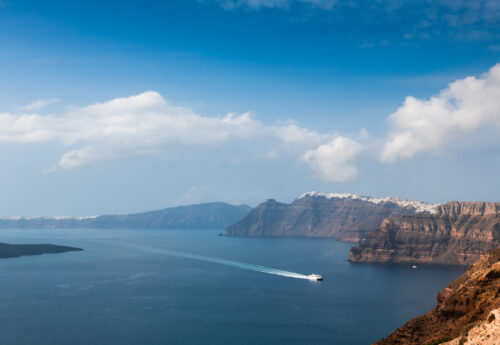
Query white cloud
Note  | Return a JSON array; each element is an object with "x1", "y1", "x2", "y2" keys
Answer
[
  {"x1": 382, "y1": 63, "x2": 500, "y2": 162},
  {"x1": 0, "y1": 91, "x2": 363, "y2": 182},
  {"x1": 274, "y1": 122, "x2": 330, "y2": 147},
  {"x1": 215, "y1": 0, "x2": 336, "y2": 9},
  {"x1": 217, "y1": 0, "x2": 289, "y2": 9},
  {"x1": 180, "y1": 185, "x2": 215, "y2": 204},
  {"x1": 1, "y1": 91, "x2": 264, "y2": 168},
  {"x1": 20, "y1": 98, "x2": 60, "y2": 111},
  {"x1": 302, "y1": 137, "x2": 362, "y2": 182}
]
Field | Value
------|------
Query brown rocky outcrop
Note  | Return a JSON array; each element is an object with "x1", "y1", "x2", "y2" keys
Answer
[
  {"x1": 225, "y1": 193, "x2": 435, "y2": 242},
  {"x1": 350, "y1": 202, "x2": 500, "y2": 265},
  {"x1": 374, "y1": 246, "x2": 500, "y2": 345},
  {"x1": 436, "y1": 201, "x2": 500, "y2": 217}
]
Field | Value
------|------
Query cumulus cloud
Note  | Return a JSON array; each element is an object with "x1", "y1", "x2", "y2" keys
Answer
[
  {"x1": 0, "y1": 91, "x2": 363, "y2": 182},
  {"x1": 1, "y1": 91, "x2": 265, "y2": 169},
  {"x1": 382, "y1": 63, "x2": 500, "y2": 162},
  {"x1": 20, "y1": 98, "x2": 60, "y2": 110},
  {"x1": 302, "y1": 137, "x2": 362, "y2": 182},
  {"x1": 274, "y1": 122, "x2": 329, "y2": 147}
]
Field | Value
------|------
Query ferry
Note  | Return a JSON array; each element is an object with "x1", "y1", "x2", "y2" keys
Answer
[{"x1": 308, "y1": 274, "x2": 323, "y2": 281}]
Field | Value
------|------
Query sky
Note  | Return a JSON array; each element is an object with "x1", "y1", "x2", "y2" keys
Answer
[{"x1": 0, "y1": 0, "x2": 499, "y2": 216}]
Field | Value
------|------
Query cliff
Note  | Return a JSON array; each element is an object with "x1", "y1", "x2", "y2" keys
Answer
[
  {"x1": 350, "y1": 201, "x2": 500, "y2": 265},
  {"x1": 0, "y1": 243, "x2": 83, "y2": 259},
  {"x1": 0, "y1": 202, "x2": 251, "y2": 230},
  {"x1": 225, "y1": 192, "x2": 437, "y2": 242},
  {"x1": 374, "y1": 246, "x2": 500, "y2": 345},
  {"x1": 441, "y1": 308, "x2": 500, "y2": 345}
]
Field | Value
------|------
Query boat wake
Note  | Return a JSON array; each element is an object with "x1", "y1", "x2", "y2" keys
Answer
[{"x1": 109, "y1": 242, "x2": 320, "y2": 281}]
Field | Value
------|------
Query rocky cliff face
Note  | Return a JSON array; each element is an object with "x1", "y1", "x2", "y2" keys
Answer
[
  {"x1": 436, "y1": 201, "x2": 500, "y2": 217},
  {"x1": 225, "y1": 192, "x2": 437, "y2": 242},
  {"x1": 375, "y1": 246, "x2": 500, "y2": 345},
  {"x1": 350, "y1": 202, "x2": 500, "y2": 265},
  {"x1": 442, "y1": 309, "x2": 500, "y2": 345}
]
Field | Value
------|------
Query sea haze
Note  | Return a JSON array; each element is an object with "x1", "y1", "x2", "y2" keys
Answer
[{"x1": 0, "y1": 228, "x2": 465, "y2": 345}]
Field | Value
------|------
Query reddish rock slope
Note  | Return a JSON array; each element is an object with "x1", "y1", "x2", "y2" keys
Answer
[{"x1": 375, "y1": 246, "x2": 500, "y2": 345}]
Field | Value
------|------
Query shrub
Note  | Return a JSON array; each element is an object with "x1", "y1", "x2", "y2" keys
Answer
[
  {"x1": 460, "y1": 322, "x2": 477, "y2": 337},
  {"x1": 425, "y1": 338, "x2": 452, "y2": 345}
]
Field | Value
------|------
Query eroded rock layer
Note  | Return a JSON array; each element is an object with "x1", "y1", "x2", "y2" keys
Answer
[{"x1": 350, "y1": 202, "x2": 500, "y2": 265}]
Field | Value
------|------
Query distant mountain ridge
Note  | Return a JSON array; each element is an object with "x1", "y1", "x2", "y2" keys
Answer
[
  {"x1": 0, "y1": 202, "x2": 251, "y2": 230},
  {"x1": 225, "y1": 192, "x2": 437, "y2": 242}
]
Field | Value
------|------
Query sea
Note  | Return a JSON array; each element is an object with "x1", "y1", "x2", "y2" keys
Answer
[{"x1": 0, "y1": 228, "x2": 466, "y2": 345}]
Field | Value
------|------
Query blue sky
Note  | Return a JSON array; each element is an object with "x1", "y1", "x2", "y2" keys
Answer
[{"x1": 0, "y1": 0, "x2": 499, "y2": 215}]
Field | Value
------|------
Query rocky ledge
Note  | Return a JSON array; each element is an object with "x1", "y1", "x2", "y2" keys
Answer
[
  {"x1": 350, "y1": 201, "x2": 500, "y2": 265},
  {"x1": 0, "y1": 243, "x2": 83, "y2": 259},
  {"x1": 375, "y1": 246, "x2": 500, "y2": 345}
]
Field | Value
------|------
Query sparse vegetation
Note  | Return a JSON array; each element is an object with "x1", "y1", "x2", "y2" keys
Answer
[
  {"x1": 457, "y1": 321, "x2": 479, "y2": 345},
  {"x1": 461, "y1": 322, "x2": 478, "y2": 337},
  {"x1": 424, "y1": 338, "x2": 451, "y2": 345}
]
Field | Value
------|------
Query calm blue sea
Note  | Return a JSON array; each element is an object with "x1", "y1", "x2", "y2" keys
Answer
[{"x1": 0, "y1": 228, "x2": 465, "y2": 345}]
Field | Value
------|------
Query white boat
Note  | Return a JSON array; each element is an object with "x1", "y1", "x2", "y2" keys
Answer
[{"x1": 307, "y1": 274, "x2": 323, "y2": 281}]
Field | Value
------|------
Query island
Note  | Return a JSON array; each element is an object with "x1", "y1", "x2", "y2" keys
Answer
[{"x1": 0, "y1": 243, "x2": 83, "y2": 259}]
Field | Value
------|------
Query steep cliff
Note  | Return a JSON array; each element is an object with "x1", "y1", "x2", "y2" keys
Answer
[
  {"x1": 225, "y1": 192, "x2": 437, "y2": 242},
  {"x1": 350, "y1": 202, "x2": 500, "y2": 265},
  {"x1": 375, "y1": 246, "x2": 500, "y2": 345}
]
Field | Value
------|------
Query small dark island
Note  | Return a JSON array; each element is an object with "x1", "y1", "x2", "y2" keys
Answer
[{"x1": 0, "y1": 243, "x2": 83, "y2": 259}]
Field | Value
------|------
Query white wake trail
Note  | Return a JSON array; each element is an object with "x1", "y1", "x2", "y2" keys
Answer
[{"x1": 111, "y1": 242, "x2": 312, "y2": 280}]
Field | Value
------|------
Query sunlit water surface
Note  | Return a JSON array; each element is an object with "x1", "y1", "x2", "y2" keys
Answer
[{"x1": 0, "y1": 228, "x2": 466, "y2": 345}]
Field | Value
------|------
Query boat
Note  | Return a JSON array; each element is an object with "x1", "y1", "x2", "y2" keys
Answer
[{"x1": 307, "y1": 274, "x2": 323, "y2": 281}]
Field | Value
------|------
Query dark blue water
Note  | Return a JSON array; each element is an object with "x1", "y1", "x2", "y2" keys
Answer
[{"x1": 0, "y1": 228, "x2": 465, "y2": 345}]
